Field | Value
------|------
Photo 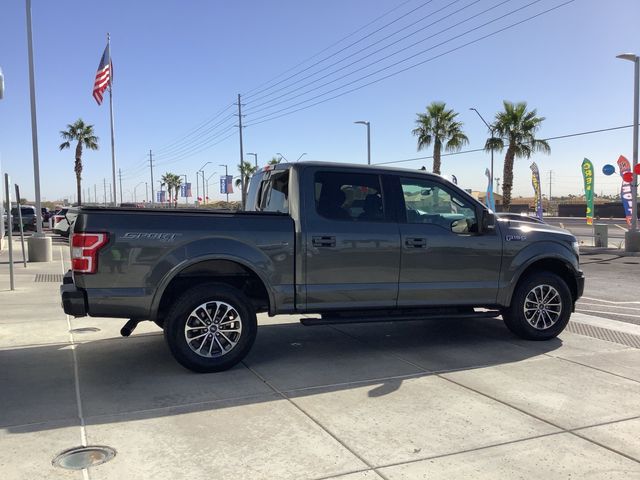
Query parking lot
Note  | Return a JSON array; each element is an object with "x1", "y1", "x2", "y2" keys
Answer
[{"x1": 1, "y1": 235, "x2": 640, "y2": 479}]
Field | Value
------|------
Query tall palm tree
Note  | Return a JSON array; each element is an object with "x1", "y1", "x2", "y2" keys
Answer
[
  {"x1": 486, "y1": 101, "x2": 550, "y2": 211},
  {"x1": 161, "y1": 173, "x2": 175, "y2": 206},
  {"x1": 171, "y1": 173, "x2": 183, "y2": 207},
  {"x1": 236, "y1": 161, "x2": 257, "y2": 208},
  {"x1": 412, "y1": 102, "x2": 468, "y2": 175},
  {"x1": 59, "y1": 119, "x2": 99, "y2": 205}
]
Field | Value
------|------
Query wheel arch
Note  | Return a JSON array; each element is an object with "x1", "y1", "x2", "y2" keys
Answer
[
  {"x1": 501, "y1": 256, "x2": 579, "y2": 308},
  {"x1": 151, "y1": 255, "x2": 274, "y2": 325}
]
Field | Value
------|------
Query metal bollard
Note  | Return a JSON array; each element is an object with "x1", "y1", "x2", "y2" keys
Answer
[
  {"x1": 4, "y1": 173, "x2": 14, "y2": 290},
  {"x1": 593, "y1": 224, "x2": 608, "y2": 248}
]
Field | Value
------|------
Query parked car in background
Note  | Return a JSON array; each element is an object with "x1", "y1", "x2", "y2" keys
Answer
[
  {"x1": 4, "y1": 206, "x2": 38, "y2": 232},
  {"x1": 41, "y1": 207, "x2": 52, "y2": 223},
  {"x1": 53, "y1": 208, "x2": 78, "y2": 237}
]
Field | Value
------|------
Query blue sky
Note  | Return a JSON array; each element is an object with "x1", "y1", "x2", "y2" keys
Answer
[{"x1": 0, "y1": 0, "x2": 639, "y2": 203}]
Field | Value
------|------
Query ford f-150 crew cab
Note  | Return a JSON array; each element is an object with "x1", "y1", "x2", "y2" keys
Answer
[{"x1": 61, "y1": 162, "x2": 584, "y2": 372}]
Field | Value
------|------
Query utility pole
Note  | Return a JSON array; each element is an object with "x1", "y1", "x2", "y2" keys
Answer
[
  {"x1": 94, "y1": 184, "x2": 97, "y2": 205},
  {"x1": 149, "y1": 149, "x2": 155, "y2": 205},
  {"x1": 103, "y1": 178, "x2": 107, "y2": 205},
  {"x1": 237, "y1": 93, "x2": 245, "y2": 209},
  {"x1": 118, "y1": 168, "x2": 123, "y2": 205},
  {"x1": 108, "y1": 184, "x2": 112, "y2": 204},
  {"x1": 145, "y1": 182, "x2": 148, "y2": 203},
  {"x1": 548, "y1": 170, "x2": 553, "y2": 201}
]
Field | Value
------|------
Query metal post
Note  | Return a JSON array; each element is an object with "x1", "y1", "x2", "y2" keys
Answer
[
  {"x1": 14, "y1": 185, "x2": 27, "y2": 267},
  {"x1": 103, "y1": 178, "x2": 107, "y2": 205},
  {"x1": 237, "y1": 93, "x2": 245, "y2": 209},
  {"x1": 4, "y1": 174, "x2": 14, "y2": 290},
  {"x1": 25, "y1": 0, "x2": 43, "y2": 234},
  {"x1": 632, "y1": 58, "x2": 639, "y2": 237},
  {"x1": 366, "y1": 123, "x2": 371, "y2": 165},
  {"x1": 0, "y1": 155, "x2": 5, "y2": 244},
  {"x1": 149, "y1": 149, "x2": 155, "y2": 205},
  {"x1": 118, "y1": 168, "x2": 123, "y2": 205},
  {"x1": 195, "y1": 170, "x2": 200, "y2": 205},
  {"x1": 145, "y1": 182, "x2": 148, "y2": 203},
  {"x1": 106, "y1": 33, "x2": 117, "y2": 207}
]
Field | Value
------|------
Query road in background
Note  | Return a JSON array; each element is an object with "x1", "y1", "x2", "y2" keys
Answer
[
  {"x1": 577, "y1": 252, "x2": 640, "y2": 325},
  {"x1": 545, "y1": 217, "x2": 628, "y2": 248}
]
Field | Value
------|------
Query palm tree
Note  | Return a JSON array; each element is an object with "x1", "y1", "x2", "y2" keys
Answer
[
  {"x1": 412, "y1": 102, "x2": 468, "y2": 175},
  {"x1": 236, "y1": 161, "x2": 257, "y2": 208},
  {"x1": 268, "y1": 156, "x2": 281, "y2": 165},
  {"x1": 171, "y1": 174, "x2": 183, "y2": 207},
  {"x1": 161, "y1": 173, "x2": 176, "y2": 206},
  {"x1": 59, "y1": 119, "x2": 99, "y2": 205},
  {"x1": 486, "y1": 101, "x2": 550, "y2": 211}
]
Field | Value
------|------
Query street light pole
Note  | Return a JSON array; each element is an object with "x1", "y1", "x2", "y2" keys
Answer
[
  {"x1": 617, "y1": 53, "x2": 640, "y2": 252},
  {"x1": 134, "y1": 182, "x2": 144, "y2": 203},
  {"x1": 198, "y1": 161, "x2": 211, "y2": 206},
  {"x1": 354, "y1": 121, "x2": 371, "y2": 165},
  {"x1": 247, "y1": 153, "x2": 257, "y2": 168},
  {"x1": 470, "y1": 108, "x2": 495, "y2": 209},
  {"x1": 296, "y1": 153, "x2": 307, "y2": 162}
]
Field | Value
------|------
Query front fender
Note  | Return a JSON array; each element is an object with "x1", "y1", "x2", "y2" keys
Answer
[
  {"x1": 497, "y1": 240, "x2": 579, "y2": 307},
  {"x1": 149, "y1": 237, "x2": 278, "y2": 319}
]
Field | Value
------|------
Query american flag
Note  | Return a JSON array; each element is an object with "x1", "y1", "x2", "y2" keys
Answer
[{"x1": 92, "y1": 45, "x2": 111, "y2": 105}]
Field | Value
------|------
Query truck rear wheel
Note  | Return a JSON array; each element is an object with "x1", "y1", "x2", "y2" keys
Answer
[
  {"x1": 164, "y1": 283, "x2": 257, "y2": 373},
  {"x1": 502, "y1": 272, "x2": 571, "y2": 340}
]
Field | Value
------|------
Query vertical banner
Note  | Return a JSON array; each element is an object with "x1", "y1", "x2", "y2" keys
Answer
[
  {"x1": 226, "y1": 175, "x2": 234, "y2": 194},
  {"x1": 156, "y1": 191, "x2": 166, "y2": 203},
  {"x1": 617, "y1": 155, "x2": 633, "y2": 226},
  {"x1": 581, "y1": 158, "x2": 594, "y2": 225},
  {"x1": 180, "y1": 182, "x2": 192, "y2": 198},
  {"x1": 485, "y1": 168, "x2": 495, "y2": 210},
  {"x1": 530, "y1": 162, "x2": 543, "y2": 220},
  {"x1": 220, "y1": 176, "x2": 227, "y2": 195}
]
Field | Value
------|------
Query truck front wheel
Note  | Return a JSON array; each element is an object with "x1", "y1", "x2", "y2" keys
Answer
[
  {"x1": 502, "y1": 272, "x2": 572, "y2": 340},
  {"x1": 164, "y1": 283, "x2": 257, "y2": 373}
]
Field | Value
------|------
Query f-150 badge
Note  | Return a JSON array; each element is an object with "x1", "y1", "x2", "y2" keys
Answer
[{"x1": 505, "y1": 234, "x2": 527, "y2": 241}]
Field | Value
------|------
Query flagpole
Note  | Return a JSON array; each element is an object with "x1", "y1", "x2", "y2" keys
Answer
[{"x1": 107, "y1": 32, "x2": 117, "y2": 206}]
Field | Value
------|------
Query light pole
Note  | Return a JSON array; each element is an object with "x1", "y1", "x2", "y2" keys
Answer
[
  {"x1": 470, "y1": 108, "x2": 495, "y2": 209},
  {"x1": 134, "y1": 181, "x2": 144, "y2": 203},
  {"x1": 617, "y1": 53, "x2": 640, "y2": 252},
  {"x1": 220, "y1": 164, "x2": 229, "y2": 202},
  {"x1": 206, "y1": 171, "x2": 217, "y2": 203},
  {"x1": 198, "y1": 161, "x2": 211, "y2": 205},
  {"x1": 276, "y1": 152, "x2": 288, "y2": 162},
  {"x1": 247, "y1": 152, "x2": 257, "y2": 168},
  {"x1": 177, "y1": 174, "x2": 188, "y2": 204},
  {"x1": 354, "y1": 121, "x2": 371, "y2": 165},
  {"x1": 296, "y1": 153, "x2": 307, "y2": 162}
]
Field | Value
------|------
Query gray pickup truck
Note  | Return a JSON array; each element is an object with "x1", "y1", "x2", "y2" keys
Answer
[{"x1": 61, "y1": 162, "x2": 584, "y2": 372}]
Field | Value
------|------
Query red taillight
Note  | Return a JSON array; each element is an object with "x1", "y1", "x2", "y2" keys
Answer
[{"x1": 71, "y1": 233, "x2": 109, "y2": 274}]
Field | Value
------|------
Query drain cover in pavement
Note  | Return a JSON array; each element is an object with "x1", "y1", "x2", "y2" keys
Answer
[
  {"x1": 69, "y1": 327, "x2": 101, "y2": 334},
  {"x1": 52, "y1": 446, "x2": 116, "y2": 470}
]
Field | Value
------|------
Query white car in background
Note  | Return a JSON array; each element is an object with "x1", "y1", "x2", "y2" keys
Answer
[{"x1": 53, "y1": 208, "x2": 78, "y2": 237}]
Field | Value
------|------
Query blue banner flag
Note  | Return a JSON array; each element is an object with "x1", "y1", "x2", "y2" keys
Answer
[
  {"x1": 180, "y1": 182, "x2": 192, "y2": 198},
  {"x1": 156, "y1": 190, "x2": 166, "y2": 203}
]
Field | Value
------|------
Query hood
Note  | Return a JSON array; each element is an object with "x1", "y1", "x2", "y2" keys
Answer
[{"x1": 497, "y1": 218, "x2": 576, "y2": 242}]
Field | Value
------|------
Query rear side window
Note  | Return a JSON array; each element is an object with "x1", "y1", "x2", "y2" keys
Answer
[
  {"x1": 257, "y1": 170, "x2": 289, "y2": 213},
  {"x1": 314, "y1": 171, "x2": 385, "y2": 221}
]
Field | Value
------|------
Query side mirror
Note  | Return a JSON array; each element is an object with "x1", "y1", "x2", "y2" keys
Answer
[{"x1": 481, "y1": 210, "x2": 495, "y2": 233}]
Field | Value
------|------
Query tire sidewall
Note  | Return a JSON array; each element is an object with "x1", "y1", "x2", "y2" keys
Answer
[
  {"x1": 164, "y1": 283, "x2": 257, "y2": 373},
  {"x1": 505, "y1": 272, "x2": 572, "y2": 340}
]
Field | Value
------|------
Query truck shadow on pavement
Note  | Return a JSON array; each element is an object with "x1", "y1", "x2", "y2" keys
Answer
[{"x1": 1, "y1": 316, "x2": 560, "y2": 434}]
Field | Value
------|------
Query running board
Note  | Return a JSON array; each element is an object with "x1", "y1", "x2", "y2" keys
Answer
[{"x1": 300, "y1": 310, "x2": 501, "y2": 326}]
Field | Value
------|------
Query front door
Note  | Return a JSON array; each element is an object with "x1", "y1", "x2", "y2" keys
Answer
[
  {"x1": 396, "y1": 176, "x2": 502, "y2": 306},
  {"x1": 302, "y1": 168, "x2": 401, "y2": 311}
]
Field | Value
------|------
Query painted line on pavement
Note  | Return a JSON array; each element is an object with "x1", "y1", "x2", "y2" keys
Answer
[
  {"x1": 578, "y1": 302, "x2": 640, "y2": 311},
  {"x1": 576, "y1": 308, "x2": 640, "y2": 319},
  {"x1": 614, "y1": 224, "x2": 628, "y2": 232},
  {"x1": 582, "y1": 296, "x2": 640, "y2": 305},
  {"x1": 59, "y1": 246, "x2": 90, "y2": 480}
]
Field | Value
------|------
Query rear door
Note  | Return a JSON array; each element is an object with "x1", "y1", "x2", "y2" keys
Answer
[
  {"x1": 395, "y1": 175, "x2": 502, "y2": 306},
  {"x1": 301, "y1": 167, "x2": 401, "y2": 311}
]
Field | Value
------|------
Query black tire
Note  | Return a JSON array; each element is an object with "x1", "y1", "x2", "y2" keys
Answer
[
  {"x1": 164, "y1": 283, "x2": 257, "y2": 373},
  {"x1": 502, "y1": 272, "x2": 572, "y2": 340}
]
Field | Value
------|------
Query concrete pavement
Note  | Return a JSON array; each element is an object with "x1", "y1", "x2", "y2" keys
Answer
[{"x1": 1, "y1": 240, "x2": 639, "y2": 479}]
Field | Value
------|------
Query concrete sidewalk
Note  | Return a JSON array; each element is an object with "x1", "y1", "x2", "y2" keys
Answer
[{"x1": 1, "y1": 242, "x2": 639, "y2": 479}]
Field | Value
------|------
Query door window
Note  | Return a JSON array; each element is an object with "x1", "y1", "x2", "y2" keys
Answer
[
  {"x1": 314, "y1": 171, "x2": 385, "y2": 221},
  {"x1": 400, "y1": 178, "x2": 478, "y2": 233}
]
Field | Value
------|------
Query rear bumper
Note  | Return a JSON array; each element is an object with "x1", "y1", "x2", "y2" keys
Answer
[{"x1": 60, "y1": 271, "x2": 87, "y2": 317}]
